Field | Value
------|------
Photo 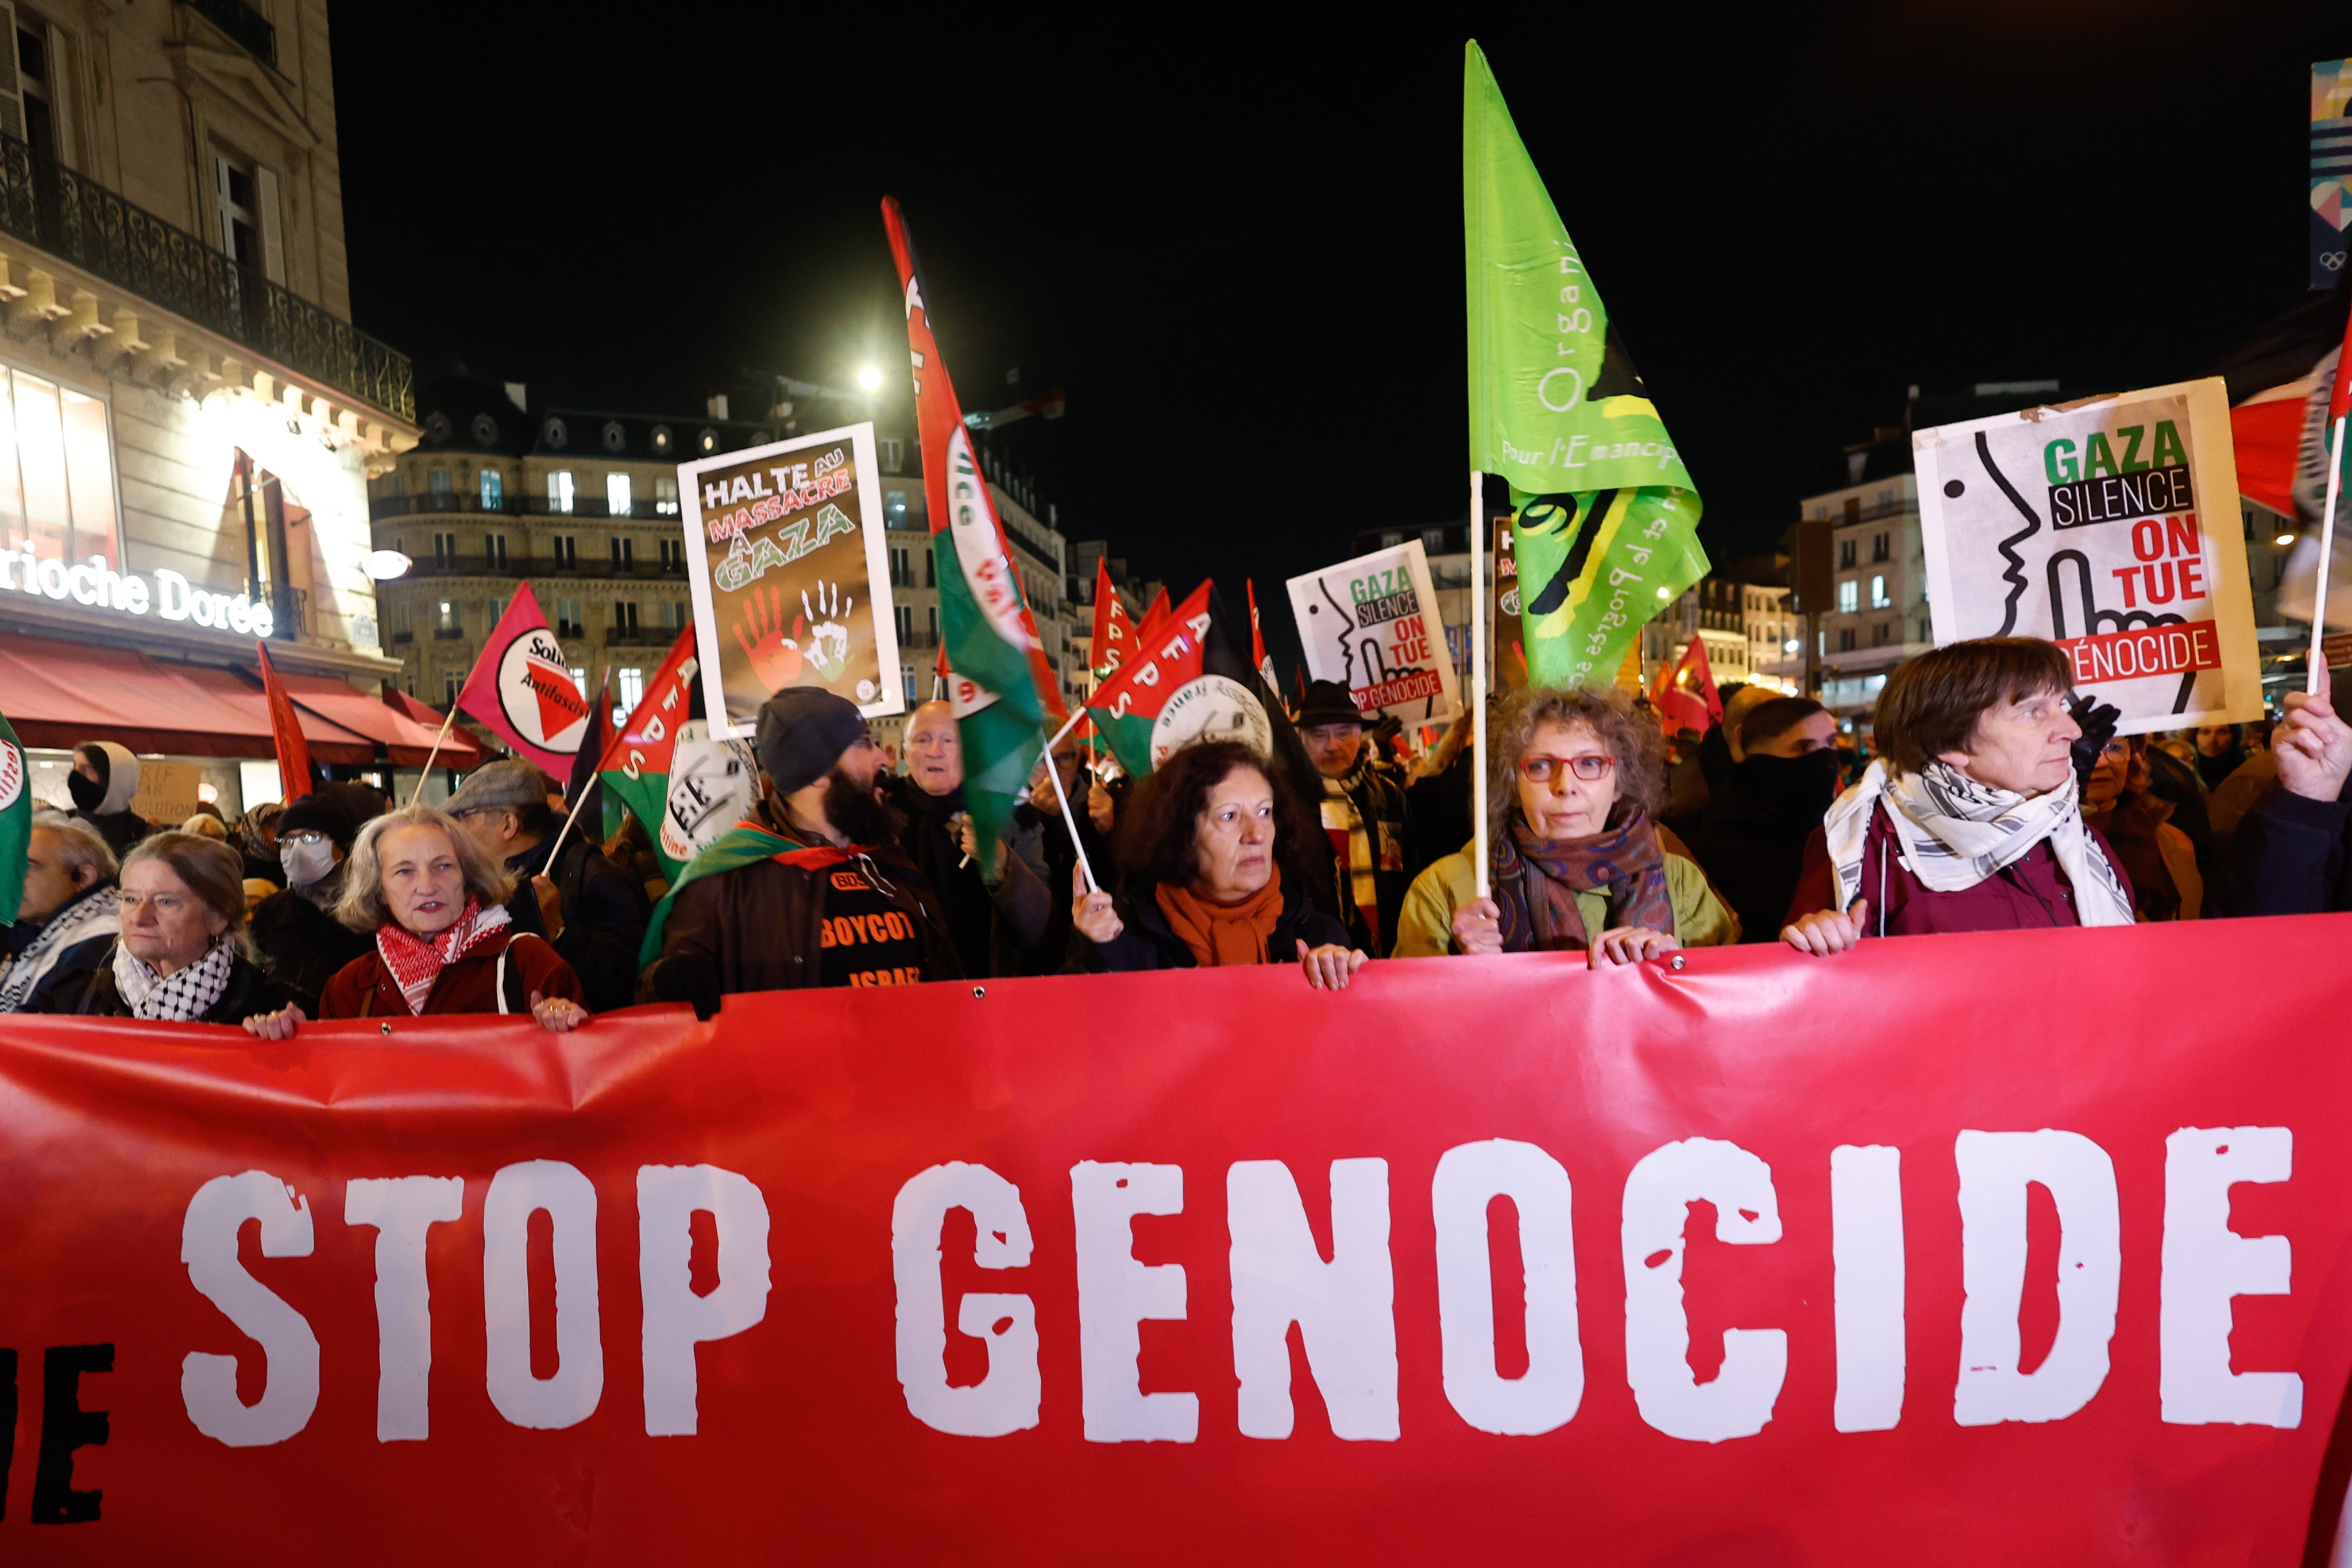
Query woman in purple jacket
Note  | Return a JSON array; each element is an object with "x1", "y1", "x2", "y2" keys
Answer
[{"x1": 1781, "y1": 637, "x2": 2134, "y2": 954}]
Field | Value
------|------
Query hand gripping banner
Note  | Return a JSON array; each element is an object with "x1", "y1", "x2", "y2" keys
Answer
[{"x1": 2, "y1": 917, "x2": 2351, "y2": 1562}]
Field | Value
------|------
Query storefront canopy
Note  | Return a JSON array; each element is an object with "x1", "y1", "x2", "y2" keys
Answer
[
  {"x1": 0, "y1": 640, "x2": 378, "y2": 764},
  {"x1": 263, "y1": 670, "x2": 482, "y2": 770}
]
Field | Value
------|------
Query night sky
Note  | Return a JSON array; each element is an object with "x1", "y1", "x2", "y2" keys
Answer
[{"x1": 331, "y1": 3, "x2": 2343, "y2": 658}]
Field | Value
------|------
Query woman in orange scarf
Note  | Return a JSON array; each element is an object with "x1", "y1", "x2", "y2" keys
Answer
[{"x1": 1068, "y1": 740, "x2": 1368, "y2": 988}]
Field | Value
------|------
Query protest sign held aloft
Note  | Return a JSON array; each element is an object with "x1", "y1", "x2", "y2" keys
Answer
[
  {"x1": 1285, "y1": 540, "x2": 1461, "y2": 727},
  {"x1": 1914, "y1": 379, "x2": 2262, "y2": 733},
  {"x1": 677, "y1": 423, "x2": 903, "y2": 738}
]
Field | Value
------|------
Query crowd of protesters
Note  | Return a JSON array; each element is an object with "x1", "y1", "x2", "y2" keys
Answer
[{"x1": 0, "y1": 632, "x2": 2337, "y2": 1032}]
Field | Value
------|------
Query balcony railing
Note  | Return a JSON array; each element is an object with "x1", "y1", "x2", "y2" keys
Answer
[
  {"x1": 181, "y1": 0, "x2": 276, "y2": 68},
  {"x1": 0, "y1": 133, "x2": 411, "y2": 420},
  {"x1": 399, "y1": 551, "x2": 686, "y2": 581},
  {"x1": 372, "y1": 492, "x2": 684, "y2": 522}
]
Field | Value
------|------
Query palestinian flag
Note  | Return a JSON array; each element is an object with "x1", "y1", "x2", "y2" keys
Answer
[
  {"x1": 2210, "y1": 272, "x2": 2352, "y2": 625},
  {"x1": 883, "y1": 198, "x2": 1067, "y2": 874},
  {"x1": 1466, "y1": 40, "x2": 1708, "y2": 686},
  {"x1": 599, "y1": 629, "x2": 702, "y2": 880},
  {"x1": 1082, "y1": 581, "x2": 1276, "y2": 779},
  {"x1": 0, "y1": 708, "x2": 26, "y2": 924}
]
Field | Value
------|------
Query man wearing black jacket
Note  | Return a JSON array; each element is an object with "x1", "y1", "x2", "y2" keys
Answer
[
  {"x1": 1296, "y1": 681, "x2": 1420, "y2": 953},
  {"x1": 2212, "y1": 674, "x2": 2352, "y2": 915},
  {"x1": 445, "y1": 760, "x2": 647, "y2": 1013}
]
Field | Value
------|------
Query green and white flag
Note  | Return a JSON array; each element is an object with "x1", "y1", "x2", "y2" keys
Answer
[
  {"x1": 0, "y1": 709, "x2": 28, "y2": 924},
  {"x1": 1465, "y1": 39, "x2": 1709, "y2": 688}
]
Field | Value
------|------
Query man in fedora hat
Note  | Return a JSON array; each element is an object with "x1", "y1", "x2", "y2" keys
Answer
[{"x1": 1295, "y1": 679, "x2": 1420, "y2": 953}]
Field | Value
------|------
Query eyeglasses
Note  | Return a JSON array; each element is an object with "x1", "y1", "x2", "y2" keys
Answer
[{"x1": 1517, "y1": 754, "x2": 1616, "y2": 784}]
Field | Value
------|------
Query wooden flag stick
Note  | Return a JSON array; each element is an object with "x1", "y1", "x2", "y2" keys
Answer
[
  {"x1": 2311, "y1": 413, "x2": 2347, "y2": 692},
  {"x1": 1470, "y1": 469, "x2": 1489, "y2": 901},
  {"x1": 407, "y1": 705, "x2": 462, "y2": 807}
]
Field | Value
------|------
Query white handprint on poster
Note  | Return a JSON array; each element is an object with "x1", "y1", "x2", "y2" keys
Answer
[
  {"x1": 676, "y1": 423, "x2": 904, "y2": 736},
  {"x1": 1913, "y1": 378, "x2": 2262, "y2": 735}
]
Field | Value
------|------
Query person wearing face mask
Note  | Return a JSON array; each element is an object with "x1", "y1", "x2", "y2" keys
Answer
[
  {"x1": 1686, "y1": 697, "x2": 1844, "y2": 944},
  {"x1": 1067, "y1": 737, "x2": 1367, "y2": 987},
  {"x1": 246, "y1": 783, "x2": 379, "y2": 1017},
  {"x1": 243, "y1": 806, "x2": 584, "y2": 1035},
  {"x1": 637, "y1": 688, "x2": 960, "y2": 1014},
  {"x1": 50, "y1": 832, "x2": 288, "y2": 1024},
  {"x1": 1392, "y1": 686, "x2": 1737, "y2": 965},
  {"x1": 0, "y1": 815, "x2": 120, "y2": 1014},
  {"x1": 1781, "y1": 638, "x2": 2134, "y2": 954},
  {"x1": 65, "y1": 741, "x2": 152, "y2": 858}
]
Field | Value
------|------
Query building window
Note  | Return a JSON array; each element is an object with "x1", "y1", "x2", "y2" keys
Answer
[
  {"x1": 0, "y1": 367, "x2": 120, "y2": 569},
  {"x1": 1837, "y1": 578, "x2": 1858, "y2": 613},
  {"x1": 658, "y1": 538, "x2": 682, "y2": 570},
  {"x1": 550, "y1": 534, "x2": 577, "y2": 568},
  {"x1": 890, "y1": 546, "x2": 909, "y2": 586},
  {"x1": 547, "y1": 471, "x2": 574, "y2": 513},
  {"x1": 611, "y1": 536, "x2": 634, "y2": 567},
  {"x1": 615, "y1": 601, "x2": 639, "y2": 634},
  {"x1": 1872, "y1": 531, "x2": 1890, "y2": 563},
  {"x1": 902, "y1": 667, "x2": 917, "y2": 705},
  {"x1": 486, "y1": 533, "x2": 508, "y2": 569},
  {"x1": 654, "y1": 476, "x2": 679, "y2": 516},
  {"x1": 926, "y1": 605, "x2": 937, "y2": 640},
  {"x1": 607, "y1": 473, "x2": 631, "y2": 517},
  {"x1": 887, "y1": 489, "x2": 907, "y2": 525},
  {"x1": 569, "y1": 668, "x2": 588, "y2": 700},
  {"x1": 432, "y1": 531, "x2": 455, "y2": 567},
  {"x1": 666, "y1": 601, "x2": 687, "y2": 631},
  {"x1": 895, "y1": 604, "x2": 913, "y2": 642},
  {"x1": 1837, "y1": 538, "x2": 1856, "y2": 569},
  {"x1": 617, "y1": 666, "x2": 644, "y2": 715},
  {"x1": 880, "y1": 437, "x2": 904, "y2": 472},
  {"x1": 429, "y1": 466, "x2": 450, "y2": 498},
  {"x1": 435, "y1": 598, "x2": 458, "y2": 635},
  {"x1": 1838, "y1": 627, "x2": 1856, "y2": 652},
  {"x1": 480, "y1": 470, "x2": 503, "y2": 509},
  {"x1": 1872, "y1": 621, "x2": 1890, "y2": 647},
  {"x1": 212, "y1": 147, "x2": 284, "y2": 284},
  {"x1": 555, "y1": 598, "x2": 582, "y2": 638},
  {"x1": 1870, "y1": 574, "x2": 1889, "y2": 609},
  {"x1": 1816, "y1": 630, "x2": 1826, "y2": 657},
  {"x1": 443, "y1": 674, "x2": 457, "y2": 707}
]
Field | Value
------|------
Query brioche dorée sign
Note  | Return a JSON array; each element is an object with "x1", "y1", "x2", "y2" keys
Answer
[{"x1": 0, "y1": 920, "x2": 2346, "y2": 1561}]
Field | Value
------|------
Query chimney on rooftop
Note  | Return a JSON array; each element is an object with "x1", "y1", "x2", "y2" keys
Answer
[
  {"x1": 504, "y1": 381, "x2": 527, "y2": 411},
  {"x1": 706, "y1": 394, "x2": 729, "y2": 420}
]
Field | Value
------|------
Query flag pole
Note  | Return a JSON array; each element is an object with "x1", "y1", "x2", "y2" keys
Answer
[
  {"x1": 1470, "y1": 470, "x2": 1489, "y2": 901},
  {"x1": 2311, "y1": 413, "x2": 2347, "y2": 692},
  {"x1": 1039, "y1": 733, "x2": 1098, "y2": 894},
  {"x1": 407, "y1": 705, "x2": 462, "y2": 807}
]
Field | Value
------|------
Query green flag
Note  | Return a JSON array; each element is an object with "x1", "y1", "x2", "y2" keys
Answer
[
  {"x1": 1465, "y1": 39, "x2": 1708, "y2": 688},
  {"x1": 0, "y1": 710, "x2": 27, "y2": 924}
]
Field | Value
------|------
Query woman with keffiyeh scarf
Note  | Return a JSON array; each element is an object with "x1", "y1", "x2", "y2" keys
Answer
[
  {"x1": 243, "y1": 806, "x2": 585, "y2": 1037},
  {"x1": 1391, "y1": 687, "x2": 1738, "y2": 964},
  {"x1": 1781, "y1": 638, "x2": 2135, "y2": 954}
]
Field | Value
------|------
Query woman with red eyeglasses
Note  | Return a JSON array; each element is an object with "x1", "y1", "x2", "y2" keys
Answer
[{"x1": 1391, "y1": 687, "x2": 1738, "y2": 965}]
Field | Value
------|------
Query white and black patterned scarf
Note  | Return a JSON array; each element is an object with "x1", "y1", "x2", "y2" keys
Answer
[
  {"x1": 1822, "y1": 758, "x2": 2134, "y2": 929},
  {"x1": 0, "y1": 887, "x2": 119, "y2": 1013},
  {"x1": 109, "y1": 937, "x2": 238, "y2": 1022}
]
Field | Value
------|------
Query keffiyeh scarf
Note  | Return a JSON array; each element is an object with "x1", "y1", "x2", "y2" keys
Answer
[
  {"x1": 1822, "y1": 759, "x2": 2134, "y2": 928},
  {"x1": 110, "y1": 936, "x2": 237, "y2": 1022},
  {"x1": 0, "y1": 886, "x2": 119, "y2": 1013},
  {"x1": 1490, "y1": 808, "x2": 1674, "y2": 953},
  {"x1": 374, "y1": 897, "x2": 511, "y2": 1015}
]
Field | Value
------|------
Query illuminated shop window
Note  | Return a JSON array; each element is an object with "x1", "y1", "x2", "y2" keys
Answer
[{"x1": 0, "y1": 367, "x2": 120, "y2": 569}]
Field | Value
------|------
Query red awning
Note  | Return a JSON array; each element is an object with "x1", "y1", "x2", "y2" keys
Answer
[
  {"x1": 0, "y1": 640, "x2": 377, "y2": 763},
  {"x1": 268, "y1": 671, "x2": 482, "y2": 769}
]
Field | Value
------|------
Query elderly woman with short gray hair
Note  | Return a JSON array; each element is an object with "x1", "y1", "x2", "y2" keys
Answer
[
  {"x1": 1390, "y1": 685, "x2": 1738, "y2": 965},
  {"x1": 48, "y1": 831, "x2": 289, "y2": 1024},
  {"x1": 244, "y1": 805, "x2": 585, "y2": 1037}
]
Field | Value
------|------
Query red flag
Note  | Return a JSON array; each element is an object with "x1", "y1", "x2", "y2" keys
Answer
[
  {"x1": 1246, "y1": 578, "x2": 1277, "y2": 692},
  {"x1": 1088, "y1": 559, "x2": 1132, "y2": 682},
  {"x1": 2331, "y1": 299, "x2": 2352, "y2": 426},
  {"x1": 253, "y1": 640, "x2": 312, "y2": 801},
  {"x1": 1137, "y1": 586, "x2": 1172, "y2": 639},
  {"x1": 1651, "y1": 635, "x2": 1721, "y2": 739},
  {"x1": 604, "y1": 629, "x2": 701, "y2": 783},
  {"x1": 457, "y1": 584, "x2": 591, "y2": 777}
]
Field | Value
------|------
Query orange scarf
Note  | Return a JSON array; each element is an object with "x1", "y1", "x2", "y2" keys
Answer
[{"x1": 1155, "y1": 870, "x2": 1285, "y2": 968}]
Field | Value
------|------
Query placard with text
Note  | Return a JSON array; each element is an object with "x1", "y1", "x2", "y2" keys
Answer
[
  {"x1": 1913, "y1": 378, "x2": 2261, "y2": 733},
  {"x1": 1286, "y1": 540, "x2": 1462, "y2": 725}
]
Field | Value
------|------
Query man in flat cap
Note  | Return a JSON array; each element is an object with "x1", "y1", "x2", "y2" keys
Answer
[
  {"x1": 445, "y1": 758, "x2": 647, "y2": 1014},
  {"x1": 637, "y1": 688, "x2": 957, "y2": 1014}
]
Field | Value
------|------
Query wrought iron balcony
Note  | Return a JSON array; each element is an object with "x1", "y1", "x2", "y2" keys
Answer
[
  {"x1": 370, "y1": 492, "x2": 685, "y2": 521},
  {"x1": 0, "y1": 133, "x2": 411, "y2": 420},
  {"x1": 180, "y1": 0, "x2": 276, "y2": 69}
]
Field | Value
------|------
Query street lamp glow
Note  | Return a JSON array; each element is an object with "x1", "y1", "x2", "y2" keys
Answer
[
  {"x1": 1655, "y1": 586, "x2": 1671, "y2": 600},
  {"x1": 2276, "y1": 532, "x2": 2298, "y2": 547},
  {"x1": 361, "y1": 549, "x2": 412, "y2": 581},
  {"x1": 856, "y1": 365, "x2": 883, "y2": 393}
]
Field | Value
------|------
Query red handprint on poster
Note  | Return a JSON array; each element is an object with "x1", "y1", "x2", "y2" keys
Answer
[{"x1": 732, "y1": 584, "x2": 805, "y2": 692}]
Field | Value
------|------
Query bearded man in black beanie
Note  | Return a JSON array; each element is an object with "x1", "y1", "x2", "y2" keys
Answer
[{"x1": 636, "y1": 688, "x2": 959, "y2": 1014}]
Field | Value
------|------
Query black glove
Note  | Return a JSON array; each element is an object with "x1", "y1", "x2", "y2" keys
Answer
[
  {"x1": 647, "y1": 951, "x2": 723, "y2": 1022},
  {"x1": 2068, "y1": 693, "x2": 2121, "y2": 795}
]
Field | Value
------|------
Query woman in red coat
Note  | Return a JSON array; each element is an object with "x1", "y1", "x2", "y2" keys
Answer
[
  {"x1": 244, "y1": 806, "x2": 586, "y2": 1036},
  {"x1": 1781, "y1": 637, "x2": 2134, "y2": 953}
]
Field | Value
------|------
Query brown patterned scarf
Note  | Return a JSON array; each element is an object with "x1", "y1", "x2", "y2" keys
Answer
[{"x1": 1490, "y1": 807, "x2": 1673, "y2": 953}]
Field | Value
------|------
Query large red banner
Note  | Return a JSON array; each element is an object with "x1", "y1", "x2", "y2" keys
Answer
[{"x1": 1, "y1": 917, "x2": 2349, "y2": 1563}]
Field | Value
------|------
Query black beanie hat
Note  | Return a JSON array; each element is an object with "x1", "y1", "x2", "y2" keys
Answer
[
  {"x1": 753, "y1": 688, "x2": 870, "y2": 795},
  {"x1": 274, "y1": 781, "x2": 381, "y2": 849}
]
